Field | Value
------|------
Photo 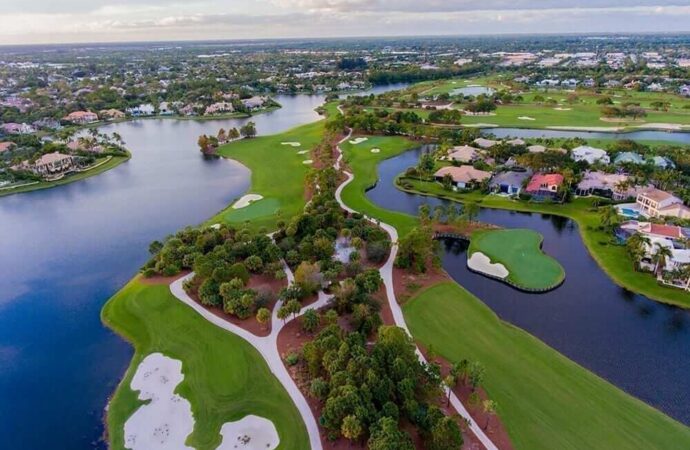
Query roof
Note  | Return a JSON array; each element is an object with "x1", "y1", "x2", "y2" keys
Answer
[
  {"x1": 0, "y1": 142, "x2": 14, "y2": 153},
  {"x1": 434, "y1": 165, "x2": 492, "y2": 184},
  {"x1": 527, "y1": 145, "x2": 546, "y2": 153},
  {"x1": 65, "y1": 111, "x2": 97, "y2": 119},
  {"x1": 526, "y1": 173, "x2": 564, "y2": 192},
  {"x1": 448, "y1": 145, "x2": 479, "y2": 162},
  {"x1": 506, "y1": 138, "x2": 525, "y2": 146},
  {"x1": 36, "y1": 152, "x2": 72, "y2": 165},
  {"x1": 639, "y1": 188, "x2": 678, "y2": 203},
  {"x1": 490, "y1": 170, "x2": 532, "y2": 187},
  {"x1": 577, "y1": 171, "x2": 629, "y2": 191},
  {"x1": 571, "y1": 145, "x2": 609, "y2": 163},
  {"x1": 473, "y1": 138, "x2": 497, "y2": 149},
  {"x1": 614, "y1": 152, "x2": 645, "y2": 165},
  {"x1": 645, "y1": 223, "x2": 684, "y2": 239}
]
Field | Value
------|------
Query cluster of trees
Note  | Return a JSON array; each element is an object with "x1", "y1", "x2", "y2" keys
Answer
[
  {"x1": 197, "y1": 122, "x2": 256, "y2": 152},
  {"x1": 395, "y1": 224, "x2": 439, "y2": 273},
  {"x1": 303, "y1": 325, "x2": 464, "y2": 449},
  {"x1": 427, "y1": 109, "x2": 463, "y2": 124},
  {"x1": 463, "y1": 98, "x2": 497, "y2": 113},
  {"x1": 600, "y1": 104, "x2": 647, "y2": 119}
]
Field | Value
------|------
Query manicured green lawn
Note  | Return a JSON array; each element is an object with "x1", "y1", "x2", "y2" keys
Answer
[
  {"x1": 102, "y1": 279, "x2": 309, "y2": 450},
  {"x1": 340, "y1": 135, "x2": 420, "y2": 237},
  {"x1": 400, "y1": 177, "x2": 690, "y2": 308},
  {"x1": 404, "y1": 282, "x2": 690, "y2": 450},
  {"x1": 469, "y1": 229, "x2": 565, "y2": 290},
  {"x1": 0, "y1": 154, "x2": 130, "y2": 197},
  {"x1": 210, "y1": 120, "x2": 324, "y2": 231}
]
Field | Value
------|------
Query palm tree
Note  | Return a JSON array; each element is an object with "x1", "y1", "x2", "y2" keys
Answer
[
  {"x1": 599, "y1": 205, "x2": 619, "y2": 231},
  {"x1": 463, "y1": 202, "x2": 480, "y2": 223},
  {"x1": 626, "y1": 233, "x2": 650, "y2": 271},
  {"x1": 433, "y1": 204, "x2": 446, "y2": 224},
  {"x1": 651, "y1": 242, "x2": 673, "y2": 277}
]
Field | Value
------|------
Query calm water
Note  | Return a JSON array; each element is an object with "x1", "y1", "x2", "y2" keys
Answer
[
  {"x1": 451, "y1": 86, "x2": 495, "y2": 97},
  {"x1": 488, "y1": 127, "x2": 690, "y2": 144},
  {"x1": 0, "y1": 86, "x2": 412, "y2": 450},
  {"x1": 367, "y1": 146, "x2": 690, "y2": 425}
]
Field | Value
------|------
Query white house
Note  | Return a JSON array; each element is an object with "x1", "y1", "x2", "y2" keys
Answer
[
  {"x1": 636, "y1": 188, "x2": 690, "y2": 219},
  {"x1": 571, "y1": 145, "x2": 610, "y2": 165},
  {"x1": 127, "y1": 104, "x2": 155, "y2": 117}
]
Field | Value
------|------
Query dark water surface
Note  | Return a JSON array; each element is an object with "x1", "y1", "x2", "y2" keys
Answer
[{"x1": 368, "y1": 146, "x2": 690, "y2": 425}]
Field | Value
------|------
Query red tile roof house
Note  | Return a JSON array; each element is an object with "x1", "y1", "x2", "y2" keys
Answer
[
  {"x1": 525, "y1": 173, "x2": 564, "y2": 200},
  {"x1": 32, "y1": 152, "x2": 75, "y2": 177},
  {"x1": 63, "y1": 111, "x2": 99, "y2": 124},
  {"x1": 434, "y1": 165, "x2": 492, "y2": 189},
  {"x1": 0, "y1": 142, "x2": 15, "y2": 153}
]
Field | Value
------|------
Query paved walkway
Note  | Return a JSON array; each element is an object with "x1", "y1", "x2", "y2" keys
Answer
[
  {"x1": 169, "y1": 267, "x2": 328, "y2": 450},
  {"x1": 334, "y1": 128, "x2": 499, "y2": 450}
]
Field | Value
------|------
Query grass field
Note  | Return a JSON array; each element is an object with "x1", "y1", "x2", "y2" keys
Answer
[
  {"x1": 404, "y1": 282, "x2": 690, "y2": 450},
  {"x1": 210, "y1": 120, "x2": 324, "y2": 231},
  {"x1": 101, "y1": 279, "x2": 309, "y2": 450},
  {"x1": 340, "y1": 135, "x2": 420, "y2": 237},
  {"x1": 469, "y1": 229, "x2": 565, "y2": 290},
  {"x1": 399, "y1": 178, "x2": 690, "y2": 307},
  {"x1": 0, "y1": 154, "x2": 130, "y2": 197}
]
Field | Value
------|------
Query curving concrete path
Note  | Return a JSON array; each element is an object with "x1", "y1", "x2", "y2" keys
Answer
[
  {"x1": 334, "y1": 128, "x2": 500, "y2": 450},
  {"x1": 170, "y1": 266, "x2": 328, "y2": 450}
]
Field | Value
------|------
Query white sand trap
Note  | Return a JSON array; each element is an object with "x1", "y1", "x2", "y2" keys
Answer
[
  {"x1": 546, "y1": 125, "x2": 623, "y2": 132},
  {"x1": 467, "y1": 252, "x2": 509, "y2": 279},
  {"x1": 232, "y1": 194, "x2": 263, "y2": 209},
  {"x1": 302, "y1": 159, "x2": 313, "y2": 165},
  {"x1": 518, "y1": 116, "x2": 536, "y2": 121},
  {"x1": 124, "y1": 353, "x2": 194, "y2": 450},
  {"x1": 210, "y1": 223, "x2": 221, "y2": 230},
  {"x1": 463, "y1": 123, "x2": 498, "y2": 128},
  {"x1": 370, "y1": 148, "x2": 381, "y2": 153},
  {"x1": 635, "y1": 123, "x2": 687, "y2": 131},
  {"x1": 216, "y1": 415, "x2": 279, "y2": 450},
  {"x1": 280, "y1": 142, "x2": 301, "y2": 147},
  {"x1": 553, "y1": 107, "x2": 572, "y2": 111},
  {"x1": 349, "y1": 137, "x2": 368, "y2": 145},
  {"x1": 297, "y1": 150, "x2": 309, "y2": 154}
]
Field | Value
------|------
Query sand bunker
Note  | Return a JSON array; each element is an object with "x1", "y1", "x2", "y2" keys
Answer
[
  {"x1": 124, "y1": 353, "x2": 194, "y2": 450},
  {"x1": 232, "y1": 194, "x2": 263, "y2": 209},
  {"x1": 280, "y1": 142, "x2": 301, "y2": 147},
  {"x1": 209, "y1": 223, "x2": 221, "y2": 230},
  {"x1": 553, "y1": 107, "x2": 572, "y2": 111},
  {"x1": 297, "y1": 150, "x2": 309, "y2": 154},
  {"x1": 635, "y1": 123, "x2": 688, "y2": 131},
  {"x1": 463, "y1": 123, "x2": 498, "y2": 128},
  {"x1": 370, "y1": 148, "x2": 381, "y2": 153},
  {"x1": 216, "y1": 415, "x2": 280, "y2": 450},
  {"x1": 302, "y1": 159, "x2": 313, "y2": 165},
  {"x1": 518, "y1": 116, "x2": 536, "y2": 121},
  {"x1": 349, "y1": 137, "x2": 368, "y2": 145},
  {"x1": 467, "y1": 252, "x2": 509, "y2": 279}
]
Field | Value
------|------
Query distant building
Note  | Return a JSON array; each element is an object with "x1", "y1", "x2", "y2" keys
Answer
[
  {"x1": 126, "y1": 104, "x2": 155, "y2": 117},
  {"x1": 614, "y1": 152, "x2": 645, "y2": 165},
  {"x1": 636, "y1": 188, "x2": 690, "y2": 219},
  {"x1": 63, "y1": 111, "x2": 98, "y2": 124},
  {"x1": 434, "y1": 165, "x2": 492, "y2": 189},
  {"x1": 473, "y1": 138, "x2": 498, "y2": 149},
  {"x1": 1, "y1": 122, "x2": 35, "y2": 134},
  {"x1": 652, "y1": 156, "x2": 675, "y2": 170},
  {"x1": 447, "y1": 145, "x2": 480, "y2": 163},
  {"x1": 571, "y1": 145, "x2": 610, "y2": 165},
  {"x1": 158, "y1": 102, "x2": 174, "y2": 115},
  {"x1": 241, "y1": 96, "x2": 267, "y2": 110},
  {"x1": 204, "y1": 101, "x2": 234, "y2": 115},
  {"x1": 0, "y1": 141, "x2": 15, "y2": 153},
  {"x1": 99, "y1": 109, "x2": 125, "y2": 120}
]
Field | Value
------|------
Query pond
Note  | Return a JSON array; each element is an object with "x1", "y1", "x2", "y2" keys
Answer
[
  {"x1": 367, "y1": 145, "x2": 690, "y2": 425},
  {"x1": 487, "y1": 127, "x2": 690, "y2": 144},
  {"x1": 451, "y1": 86, "x2": 495, "y2": 97},
  {"x1": 0, "y1": 86, "x2": 410, "y2": 450}
]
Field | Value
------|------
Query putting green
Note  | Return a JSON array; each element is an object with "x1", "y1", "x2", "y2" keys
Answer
[
  {"x1": 224, "y1": 197, "x2": 281, "y2": 223},
  {"x1": 469, "y1": 229, "x2": 564, "y2": 290},
  {"x1": 102, "y1": 280, "x2": 309, "y2": 450}
]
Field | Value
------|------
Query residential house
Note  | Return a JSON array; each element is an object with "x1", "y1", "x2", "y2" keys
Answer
[
  {"x1": 490, "y1": 170, "x2": 532, "y2": 196},
  {"x1": 242, "y1": 96, "x2": 266, "y2": 110},
  {"x1": 619, "y1": 221, "x2": 687, "y2": 241},
  {"x1": 571, "y1": 145, "x2": 610, "y2": 165},
  {"x1": 473, "y1": 138, "x2": 497, "y2": 149},
  {"x1": 32, "y1": 118, "x2": 61, "y2": 130},
  {"x1": 0, "y1": 142, "x2": 15, "y2": 153},
  {"x1": 63, "y1": 111, "x2": 98, "y2": 124},
  {"x1": 0, "y1": 122, "x2": 35, "y2": 134},
  {"x1": 447, "y1": 145, "x2": 480, "y2": 163},
  {"x1": 204, "y1": 101, "x2": 234, "y2": 115},
  {"x1": 434, "y1": 165, "x2": 492, "y2": 189},
  {"x1": 652, "y1": 156, "x2": 675, "y2": 169},
  {"x1": 32, "y1": 152, "x2": 75, "y2": 176},
  {"x1": 127, "y1": 104, "x2": 155, "y2": 117},
  {"x1": 158, "y1": 102, "x2": 174, "y2": 115},
  {"x1": 527, "y1": 145, "x2": 547, "y2": 153},
  {"x1": 614, "y1": 152, "x2": 645, "y2": 165},
  {"x1": 99, "y1": 109, "x2": 125, "y2": 120},
  {"x1": 506, "y1": 138, "x2": 525, "y2": 146},
  {"x1": 636, "y1": 188, "x2": 690, "y2": 219},
  {"x1": 525, "y1": 173, "x2": 564, "y2": 199},
  {"x1": 576, "y1": 171, "x2": 647, "y2": 200}
]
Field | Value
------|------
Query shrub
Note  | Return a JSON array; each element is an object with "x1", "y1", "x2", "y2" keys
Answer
[
  {"x1": 245, "y1": 255, "x2": 264, "y2": 273},
  {"x1": 228, "y1": 262, "x2": 250, "y2": 285},
  {"x1": 285, "y1": 352, "x2": 300, "y2": 366},
  {"x1": 366, "y1": 240, "x2": 391, "y2": 263},
  {"x1": 142, "y1": 267, "x2": 156, "y2": 278},
  {"x1": 198, "y1": 278, "x2": 222, "y2": 306}
]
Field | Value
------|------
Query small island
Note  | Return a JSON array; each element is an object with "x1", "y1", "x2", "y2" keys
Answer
[{"x1": 467, "y1": 229, "x2": 565, "y2": 291}]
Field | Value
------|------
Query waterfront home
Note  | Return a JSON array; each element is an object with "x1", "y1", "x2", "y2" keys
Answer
[
  {"x1": 32, "y1": 118, "x2": 62, "y2": 130},
  {"x1": 525, "y1": 173, "x2": 564, "y2": 199},
  {"x1": 576, "y1": 171, "x2": 647, "y2": 200},
  {"x1": 242, "y1": 96, "x2": 266, "y2": 110},
  {"x1": 99, "y1": 109, "x2": 125, "y2": 120},
  {"x1": 1, "y1": 122, "x2": 35, "y2": 134},
  {"x1": 638, "y1": 237, "x2": 690, "y2": 280},
  {"x1": 490, "y1": 170, "x2": 532, "y2": 196},
  {"x1": 127, "y1": 104, "x2": 155, "y2": 117},
  {"x1": 32, "y1": 152, "x2": 75, "y2": 176},
  {"x1": 636, "y1": 188, "x2": 690, "y2": 219},
  {"x1": 619, "y1": 221, "x2": 687, "y2": 241},
  {"x1": 652, "y1": 156, "x2": 675, "y2": 169},
  {"x1": 66, "y1": 140, "x2": 103, "y2": 153},
  {"x1": 434, "y1": 165, "x2": 491, "y2": 189},
  {"x1": 204, "y1": 101, "x2": 234, "y2": 115},
  {"x1": 447, "y1": 145, "x2": 480, "y2": 163},
  {"x1": 473, "y1": 138, "x2": 498, "y2": 149},
  {"x1": 571, "y1": 145, "x2": 610, "y2": 165},
  {"x1": 158, "y1": 102, "x2": 174, "y2": 116},
  {"x1": 614, "y1": 152, "x2": 645, "y2": 165},
  {"x1": 63, "y1": 111, "x2": 98, "y2": 124}
]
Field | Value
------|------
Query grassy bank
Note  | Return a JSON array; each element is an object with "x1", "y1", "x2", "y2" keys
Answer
[
  {"x1": 404, "y1": 282, "x2": 690, "y2": 450},
  {"x1": 339, "y1": 134, "x2": 419, "y2": 237},
  {"x1": 468, "y1": 228, "x2": 565, "y2": 291},
  {"x1": 210, "y1": 120, "x2": 324, "y2": 231},
  {"x1": 398, "y1": 177, "x2": 690, "y2": 308},
  {"x1": 101, "y1": 279, "x2": 309, "y2": 450},
  {"x1": 0, "y1": 153, "x2": 130, "y2": 197}
]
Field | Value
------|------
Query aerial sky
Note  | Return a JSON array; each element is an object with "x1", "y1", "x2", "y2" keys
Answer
[{"x1": 1, "y1": 0, "x2": 690, "y2": 45}]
